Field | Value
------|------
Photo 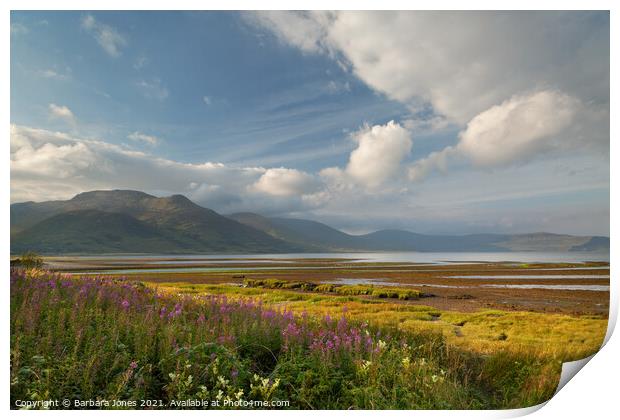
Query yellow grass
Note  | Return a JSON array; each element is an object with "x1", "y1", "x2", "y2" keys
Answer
[{"x1": 150, "y1": 282, "x2": 607, "y2": 362}]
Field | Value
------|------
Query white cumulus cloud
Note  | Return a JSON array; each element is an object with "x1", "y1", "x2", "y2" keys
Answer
[
  {"x1": 324, "y1": 120, "x2": 412, "y2": 190},
  {"x1": 10, "y1": 125, "x2": 323, "y2": 216},
  {"x1": 252, "y1": 167, "x2": 321, "y2": 197},
  {"x1": 408, "y1": 90, "x2": 607, "y2": 181},
  {"x1": 407, "y1": 148, "x2": 456, "y2": 182},
  {"x1": 457, "y1": 90, "x2": 580, "y2": 167}
]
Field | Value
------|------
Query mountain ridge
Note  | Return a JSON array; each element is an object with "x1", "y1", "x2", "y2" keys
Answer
[
  {"x1": 10, "y1": 190, "x2": 610, "y2": 254},
  {"x1": 11, "y1": 190, "x2": 302, "y2": 254}
]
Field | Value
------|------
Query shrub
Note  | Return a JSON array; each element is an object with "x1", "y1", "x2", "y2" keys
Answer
[{"x1": 14, "y1": 251, "x2": 44, "y2": 269}]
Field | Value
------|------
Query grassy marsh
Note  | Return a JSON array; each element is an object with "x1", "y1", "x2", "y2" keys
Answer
[
  {"x1": 11, "y1": 258, "x2": 609, "y2": 410},
  {"x1": 153, "y1": 281, "x2": 606, "y2": 360}
]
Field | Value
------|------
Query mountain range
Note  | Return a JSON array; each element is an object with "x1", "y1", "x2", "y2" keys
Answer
[{"x1": 10, "y1": 190, "x2": 609, "y2": 255}]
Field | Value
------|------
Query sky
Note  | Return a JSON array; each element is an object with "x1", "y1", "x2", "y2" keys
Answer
[{"x1": 10, "y1": 11, "x2": 610, "y2": 236}]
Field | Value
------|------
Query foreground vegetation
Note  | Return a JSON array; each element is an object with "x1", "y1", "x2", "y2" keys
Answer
[
  {"x1": 159, "y1": 281, "x2": 607, "y2": 359},
  {"x1": 11, "y1": 270, "x2": 607, "y2": 409}
]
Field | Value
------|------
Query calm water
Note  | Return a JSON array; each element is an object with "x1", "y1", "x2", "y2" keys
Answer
[
  {"x1": 53, "y1": 251, "x2": 609, "y2": 275},
  {"x1": 320, "y1": 278, "x2": 609, "y2": 292},
  {"x1": 57, "y1": 252, "x2": 610, "y2": 291},
  {"x1": 447, "y1": 275, "x2": 610, "y2": 279},
  {"x1": 527, "y1": 266, "x2": 610, "y2": 270},
  {"x1": 55, "y1": 251, "x2": 610, "y2": 264},
  {"x1": 65, "y1": 266, "x2": 324, "y2": 275},
  {"x1": 407, "y1": 283, "x2": 609, "y2": 291},
  {"x1": 331, "y1": 278, "x2": 402, "y2": 286},
  {"x1": 143, "y1": 259, "x2": 294, "y2": 265},
  {"x1": 484, "y1": 284, "x2": 610, "y2": 291}
]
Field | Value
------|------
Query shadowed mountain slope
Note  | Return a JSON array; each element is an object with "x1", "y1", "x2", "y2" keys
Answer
[{"x1": 11, "y1": 190, "x2": 303, "y2": 254}]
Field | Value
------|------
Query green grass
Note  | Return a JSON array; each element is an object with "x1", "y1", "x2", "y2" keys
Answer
[{"x1": 11, "y1": 270, "x2": 608, "y2": 410}]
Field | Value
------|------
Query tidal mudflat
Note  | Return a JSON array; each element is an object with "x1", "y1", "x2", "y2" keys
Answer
[{"x1": 50, "y1": 254, "x2": 610, "y2": 315}]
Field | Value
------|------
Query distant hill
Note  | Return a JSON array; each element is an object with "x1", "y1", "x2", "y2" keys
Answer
[
  {"x1": 11, "y1": 190, "x2": 301, "y2": 254},
  {"x1": 10, "y1": 189, "x2": 609, "y2": 254},
  {"x1": 356, "y1": 230, "x2": 509, "y2": 252},
  {"x1": 231, "y1": 213, "x2": 607, "y2": 253},
  {"x1": 569, "y1": 236, "x2": 610, "y2": 252}
]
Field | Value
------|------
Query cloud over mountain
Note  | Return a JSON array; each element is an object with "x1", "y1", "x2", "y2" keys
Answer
[
  {"x1": 253, "y1": 168, "x2": 322, "y2": 196},
  {"x1": 10, "y1": 125, "x2": 322, "y2": 216}
]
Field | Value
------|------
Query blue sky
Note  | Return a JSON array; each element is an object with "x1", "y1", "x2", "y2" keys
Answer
[
  {"x1": 10, "y1": 11, "x2": 610, "y2": 235},
  {"x1": 11, "y1": 11, "x2": 412, "y2": 170}
]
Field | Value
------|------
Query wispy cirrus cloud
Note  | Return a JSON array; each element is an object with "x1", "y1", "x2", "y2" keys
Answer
[
  {"x1": 127, "y1": 131, "x2": 160, "y2": 146},
  {"x1": 37, "y1": 68, "x2": 71, "y2": 80},
  {"x1": 48, "y1": 103, "x2": 76, "y2": 125},
  {"x1": 10, "y1": 22, "x2": 29, "y2": 35},
  {"x1": 81, "y1": 14, "x2": 127, "y2": 57},
  {"x1": 133, "y1": 55, "x2": 148, "y2": 70},
  {"x1": 137, "y1": 78, "x2": 169, "y2": 101}
]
